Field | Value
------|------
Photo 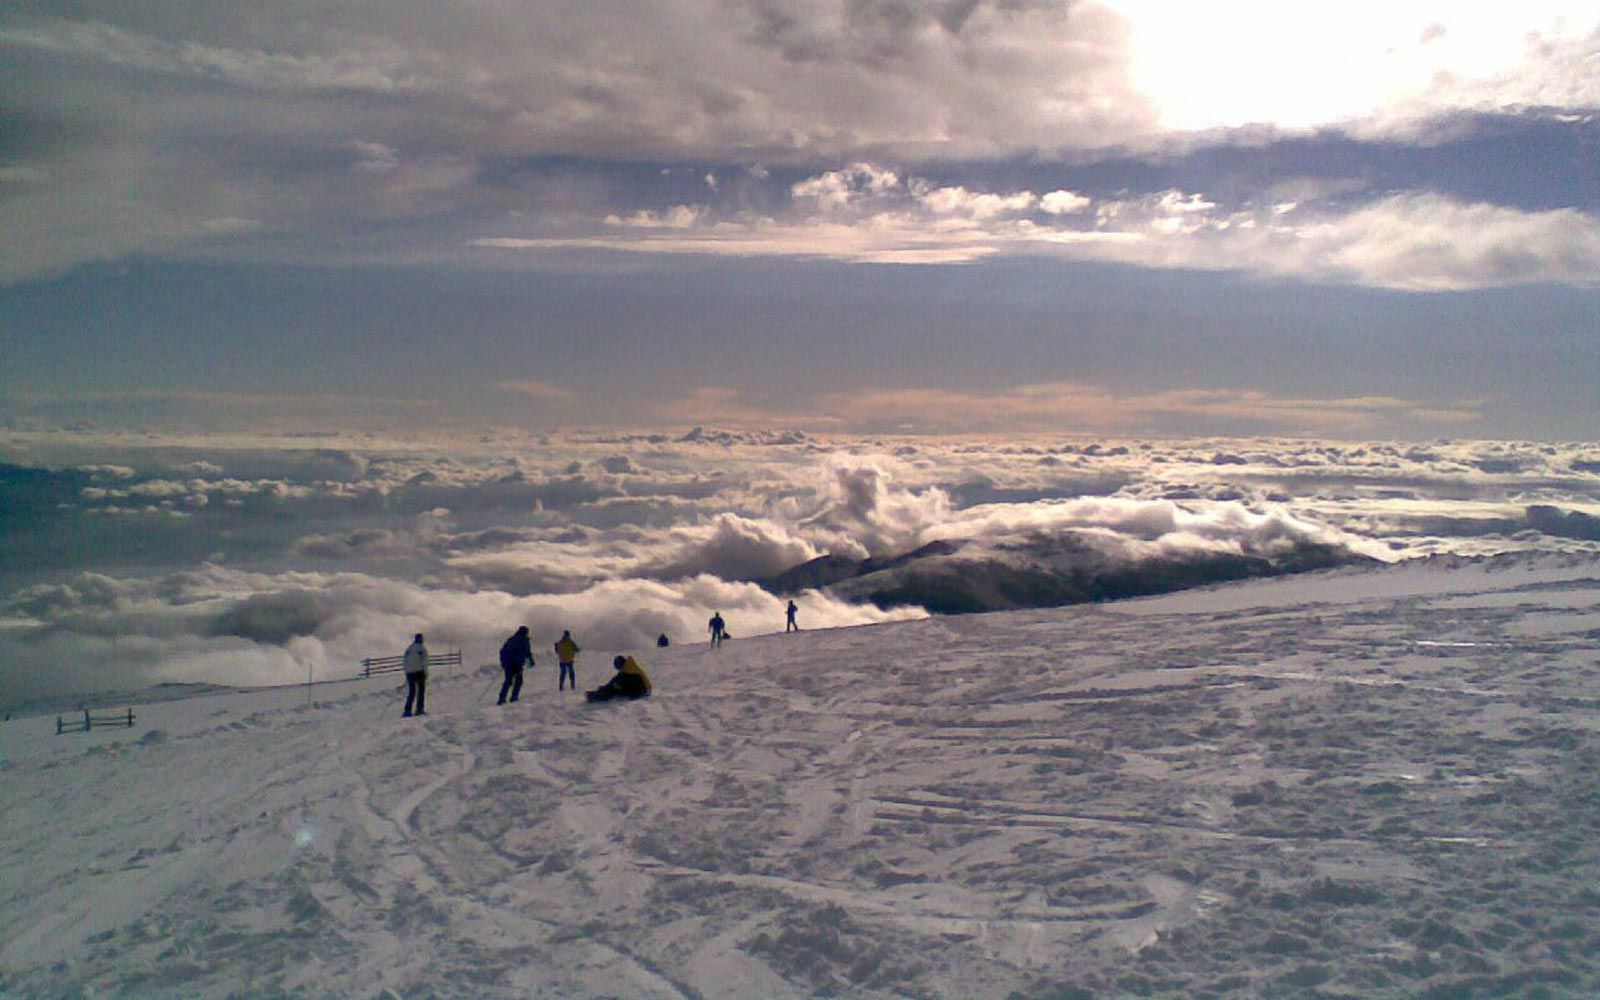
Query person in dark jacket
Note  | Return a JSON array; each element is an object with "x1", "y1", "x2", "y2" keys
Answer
[
  {"x1": 586, "y1": 655, "x2": 652, "y2": 702},
  {"x1": 785, "y1": 600, "x2": 799, "y2": 632},
  {"x1": 708, "y1": 612, "x2": 726, "y2": 647},
  {"x1": 402, "y1": 633, "x2": 429, "y2": 717},
  {"x1": 497, "y1": 625, "x2": 533, "y2": 704}
]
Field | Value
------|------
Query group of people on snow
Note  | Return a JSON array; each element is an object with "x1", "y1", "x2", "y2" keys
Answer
[
  {"x1": 399, "y1": 600, "x2": 801, "y2": 718},
  {"x1": 399, "y1": 627, "x2": 651, "y2": 717},
  {"x1": 493, "y1": 626, "x2": 636, "y2": 705},
  {"x1": 493, "y1": 626, "x2": 584, "y2": 703},
  {"x1": 703, "y1": 601, "x2": 799, "y2": 649}
]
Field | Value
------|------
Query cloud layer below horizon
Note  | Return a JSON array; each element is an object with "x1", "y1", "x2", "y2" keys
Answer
[{"x1": 2, "y1": 428, "x2": 1596, "y2": 709}]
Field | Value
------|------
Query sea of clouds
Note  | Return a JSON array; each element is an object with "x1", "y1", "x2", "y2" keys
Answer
[{"x1": 1, "y1": 427, "x2": 1596, "y2": 710}]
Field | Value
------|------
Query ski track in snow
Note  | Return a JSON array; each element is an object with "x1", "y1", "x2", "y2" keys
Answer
[{"x1": 1, "y1": 555, "x2": 1599, "y2": 996}]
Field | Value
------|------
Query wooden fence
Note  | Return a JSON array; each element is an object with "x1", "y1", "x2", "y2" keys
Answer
[
  {"x1": 57, "y1": 708, "x2": 136, "y2": 735},
  {"x1": 359, "y1": 649, "x2": 463, "y2": 678}
]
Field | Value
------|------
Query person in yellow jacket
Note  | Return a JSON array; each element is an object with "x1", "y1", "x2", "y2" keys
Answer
[
  {"x1": 554, "y1": 629, "x2": 581, "y2": 691},
  {"x1": 586, "y1": 655, "x2": 652, "y2": 702}
]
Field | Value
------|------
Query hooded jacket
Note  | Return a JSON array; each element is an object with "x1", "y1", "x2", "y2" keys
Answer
[
  {"x1": 403, "y1": 640, "x2": 429, "y2": 676},
  {"x1": 613, "y1": 656, "x2": 652, "y2": 696},
  {"x1": 500, "y1": 630, "x2": 533, "y2": 670}
]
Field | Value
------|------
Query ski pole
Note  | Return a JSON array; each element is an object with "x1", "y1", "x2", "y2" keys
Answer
[{"x1": 380, "y1": 679, "x2": 404, "y2": 719}]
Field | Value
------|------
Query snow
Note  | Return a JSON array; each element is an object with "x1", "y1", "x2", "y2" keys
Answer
[{"x1": 2, "y1": 554, "x2": 1598, "y2": 996}]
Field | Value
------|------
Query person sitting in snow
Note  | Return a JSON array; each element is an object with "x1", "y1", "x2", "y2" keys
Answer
[
  {"x1": 554, "y1": 629, "x2": 580, "y2": 692},
  {"x1": 497, "y1": 625, "x2": 533, "y2": 705},
  {"x1": 586, "y1": 655, "x2": 652, "y2": 702},
  {"x1": 402, "y1": 633, "x2": 429, "y2": 717}
]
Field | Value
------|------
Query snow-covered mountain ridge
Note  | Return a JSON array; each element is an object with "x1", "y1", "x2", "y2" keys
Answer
[
  {"x1": 2, "y1": 554, "x2": 1597, "y2": 997},
  {"x1": 757, "y1": 532, "x2": 1363, "y2": 614}
]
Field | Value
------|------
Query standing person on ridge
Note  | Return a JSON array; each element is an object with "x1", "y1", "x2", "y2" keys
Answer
[
  {"x1": 497, "y1": 625, "x2": 533, "y2": 704},
  {"x1": 785, "y1": 600, "x2": 799, "y2": 632},
  {"x1": 402, "y1": 633, "x2": 429, "y2": 717},
  {"x1": 708, "y1": 611, "x2": 726, "y2": 647},
  {"x1": 554, "y1": 629, "x2": 581, "y2": 692}
]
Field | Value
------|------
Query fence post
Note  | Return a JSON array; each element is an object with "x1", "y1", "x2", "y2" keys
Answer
[{"x1": 84, "y1": 708, "x2": 92, "y2": 732}]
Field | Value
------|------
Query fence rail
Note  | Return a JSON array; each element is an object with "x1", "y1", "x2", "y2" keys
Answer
[
  {"x1": 57, "y1": 708, "x2": 136, "y2": 735},
  {"x1": 359, "y1": 649, "x2": 462, "y2": 678}
]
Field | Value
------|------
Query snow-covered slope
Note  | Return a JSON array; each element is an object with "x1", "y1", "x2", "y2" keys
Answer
[{"x1": 2, "y1": 556, "x2": 1598, "y2": 997}]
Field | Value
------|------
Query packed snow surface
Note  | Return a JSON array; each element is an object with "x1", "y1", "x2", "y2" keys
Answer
[{"x1": 2, "y1": 555, "x2": 1598, "y2": 997}]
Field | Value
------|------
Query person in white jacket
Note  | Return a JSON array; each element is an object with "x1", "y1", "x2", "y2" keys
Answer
[{"x1": 402, "y1": 633, "x2": 429, "y2": 717}]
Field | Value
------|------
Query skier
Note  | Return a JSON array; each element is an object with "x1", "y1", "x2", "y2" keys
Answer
[
  {"x1": 785, "y1": 600, "x2": 799, "y2": 632},
  {"x1": 554, "y1": 629, "x2": 581, "y2": 692},
  {"x1": 586, "y1": 655, "x2": 653, "y2": 702},
  {"x1": 708, "y1": 611, "x2": 726, "y2": 648},
  {"x1": 402, "y1": 633, "x2": 429, "y2": 717},
  {"x1": 497, "y1": 625, "x2": 533, "y2": 704}
]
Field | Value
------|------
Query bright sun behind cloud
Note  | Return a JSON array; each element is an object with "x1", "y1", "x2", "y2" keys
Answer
[{"x1": 1097, "y1": 1, "x2": 1600, "y2": 132}]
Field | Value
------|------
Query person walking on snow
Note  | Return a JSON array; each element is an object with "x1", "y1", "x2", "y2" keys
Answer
[
  {"x1": 402, "y1": 633, "x2": 429, "y2": 717},
  {"x1": 708, "y1": 611, "x2": 726, "y2": 647},
  {"x1": 586, "y1": 655, "x2": 652, "y2": 702},
  {"x1": 785, "y1": 600, "x2": 799, "y2": 632},
  {"x1": 554, "y1": 629, "x2": 581, "y2": 691},
  {"x1": 498, "y1": 625, "x2": 533, "y2": 704}
]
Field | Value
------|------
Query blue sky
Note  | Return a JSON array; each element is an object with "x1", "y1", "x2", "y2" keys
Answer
[{"x1": 2, "y1": 2, "x2": 1596, "y2": 439}]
